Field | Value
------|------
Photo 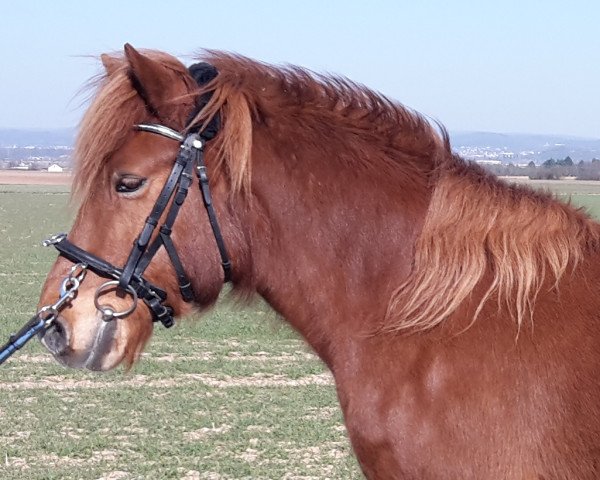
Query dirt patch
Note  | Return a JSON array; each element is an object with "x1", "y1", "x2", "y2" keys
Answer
[
  {"x1": 0, "y1": 372, "x2": 333, "y2": 391},
  {"x1": 12, "y1": 351, "x2": 317, "y2": 366},
  {"x1": 238, "y1": 447, "x2": 260, "y2": 463},
  {"x1": 60, "y1": 426, "x2": 84, "y2": 439},
  {"x1": 14, "y1": 354, "x2": 53, "y2": 364},
  {"x1": 0, "y1": 170, "x2": 71, "y2": 185},
  {"x1": 246, "y1": 425, "x2": 273, "y2": 434},
  {"x1": 225, "y1": 351, "x2": 316, "y2": 362},
  {"x1": 143, "y1": 353, "x2": 214, "y2": 362},
  {"x1": 96, "y1": 472, "x2": 130, "y2": 480},
  {"x1": 4, "y1": 457, "x2": 29, "y2": 470},
  {"x1": 303, "y1": 406, "x2": 340, "y2": 421},
  {"x1": 183, "y1": 424, "x2": 231, "y2": 441},
  {"x1": 196, "y1": 372, "x2": 333, "y2": 388},
  {"x1": 139, "y1": 351, "x2": 316, "y2": 363},
  {"x1": 36, "y1": 449, "x2": 121, "y2": 468},
  {"x1": 179, "y1": 470, "x2": 224, "y2": 480}
]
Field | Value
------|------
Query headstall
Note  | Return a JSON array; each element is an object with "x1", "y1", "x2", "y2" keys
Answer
[
  {"x1": 44, "y1": 122, "x2": 231, "y2": 328},
  {"x1": 0, "y1": 63, "x2": 230, "y2": 364}
]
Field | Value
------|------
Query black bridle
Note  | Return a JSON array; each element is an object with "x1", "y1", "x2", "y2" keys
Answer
[
  {"x1": 0, "y1": 62, "x2": 230, "y2": 364},
  {"x1": 0, "y1": 121, "x2": 230, "y2": 364},
  {"x1": 44, "y1": 123, "x2": 231, "y2": 328}
]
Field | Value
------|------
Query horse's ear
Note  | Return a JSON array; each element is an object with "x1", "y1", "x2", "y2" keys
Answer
[
  {"x1": 123, "y1": 43, "x2": 181, "y2": 117},
  {"x1": 100, "y1": 54, "x2": 122, "y2": 76}
]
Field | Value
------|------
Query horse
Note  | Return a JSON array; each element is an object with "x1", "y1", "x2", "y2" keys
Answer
[{"x1": 37, "y1": 44, "x2": 600, "y2": 479}]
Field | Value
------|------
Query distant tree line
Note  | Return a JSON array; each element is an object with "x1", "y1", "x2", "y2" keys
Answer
[{"x1": 480, "y1": 157, "x2": 600, "y2": 180}]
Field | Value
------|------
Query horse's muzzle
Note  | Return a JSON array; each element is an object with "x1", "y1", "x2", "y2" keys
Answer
[
  {"x1": 39, "y1": 315, "x2": 118, "y2": 371},
  {"x1": 39, "y1": 316, "x2": 69, "y2": 356}
]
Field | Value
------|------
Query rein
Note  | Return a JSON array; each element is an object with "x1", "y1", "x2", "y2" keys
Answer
[{"x1": 0, "y1": 118, "x2": 231, "y2": 364}]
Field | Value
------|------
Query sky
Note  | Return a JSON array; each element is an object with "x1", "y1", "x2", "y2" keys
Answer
[{"x1": 0, "y1": 0, "x2": 598, "y2": 138}]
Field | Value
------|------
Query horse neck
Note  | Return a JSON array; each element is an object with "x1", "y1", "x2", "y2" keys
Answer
[{"x1": 240, "y1": 128, "x2": 435, "y2": 363}]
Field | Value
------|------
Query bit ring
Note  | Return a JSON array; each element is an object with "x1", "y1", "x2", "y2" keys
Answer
[{"x1": 93, "y1": 281, "x2": 138, "y2": 320}]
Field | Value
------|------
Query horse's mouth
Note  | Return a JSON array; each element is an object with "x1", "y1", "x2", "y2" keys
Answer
[
  {"x1": 82, "y1": 318, "x2": 119, "y2": 370},
  {"x1": 39, "y1": 314, "x2": 119, "y2": 371}
]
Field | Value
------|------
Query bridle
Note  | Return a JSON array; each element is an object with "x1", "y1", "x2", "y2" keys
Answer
[
  {"x1": 0, "y1": 62, "x2": 231, "y2": 364},
  {"x1": 0, "y1": 121, "x2": 229, "y2": 364},
  {"x1": 43, "y1": 122, "x2": 231, "y2": 328}
]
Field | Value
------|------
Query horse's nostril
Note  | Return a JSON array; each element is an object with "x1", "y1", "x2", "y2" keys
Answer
[{"x1": 39, "y1": 317, "x2": 69, "y2": 356}]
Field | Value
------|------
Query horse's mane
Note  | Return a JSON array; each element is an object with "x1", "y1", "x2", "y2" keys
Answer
[
  {"x1": 74, "y1": 49, "x2": 600, "y2": 333},
  {"x1": 192, "y1": 52, "x2": 600, "y2": 332},
  {"x1": 385, "y1": 160, "x2": 600, "y2": 332},
  {"x1": 189, "y1": 51, "x2": 444, "y2": 195}
]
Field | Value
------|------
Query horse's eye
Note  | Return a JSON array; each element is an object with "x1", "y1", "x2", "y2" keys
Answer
[{"x1": 116, "y1": 175, "x2": 146, "y2": 194}]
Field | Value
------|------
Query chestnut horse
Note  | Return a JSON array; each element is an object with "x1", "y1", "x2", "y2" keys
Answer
[{"x1": 38, "y1": 45, "x2": 600, "y2": 479}]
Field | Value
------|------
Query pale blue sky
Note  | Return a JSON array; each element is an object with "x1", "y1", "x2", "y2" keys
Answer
[{"x1": 1, "y1": 0, "x2": 598, "y2": 137}]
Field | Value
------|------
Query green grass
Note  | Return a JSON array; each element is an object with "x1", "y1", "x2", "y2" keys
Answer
[
  {"x1": 2, "y1": 179, "x2": 600, "y2": 479},
  {"x1": 500, "y1": 178, "x2": 600, "y2": 218},
  {"x1": 505, "y1": 178, "x2": 600, "y2": 195}
]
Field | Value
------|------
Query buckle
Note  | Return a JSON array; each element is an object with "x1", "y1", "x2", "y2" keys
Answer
[{"x1": 145, "y1": 296, "x2": 175, "y2": 328}]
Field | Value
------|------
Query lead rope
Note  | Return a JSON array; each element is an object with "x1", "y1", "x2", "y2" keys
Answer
[{"x1": 0, "y1": 263, "x2": 87, "y2": 365}]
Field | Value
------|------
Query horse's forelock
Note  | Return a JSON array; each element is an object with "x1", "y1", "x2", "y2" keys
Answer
[{"x1": 72, "y1": 50, "x2": 192, "y2": 204}]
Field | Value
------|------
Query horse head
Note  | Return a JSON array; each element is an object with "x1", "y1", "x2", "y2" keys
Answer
[{"x1": 37, "y1": 45, "x2": 241, "y2": 370}]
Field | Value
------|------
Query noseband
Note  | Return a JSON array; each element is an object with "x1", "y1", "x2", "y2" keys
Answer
[{"x1": 44, "y1": 123, "x2": 231, "y2": 328}]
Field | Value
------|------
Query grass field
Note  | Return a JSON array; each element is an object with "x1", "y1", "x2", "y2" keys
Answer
[{"x1": 2, "y1": 179, "x2": 600, "y2": 479}]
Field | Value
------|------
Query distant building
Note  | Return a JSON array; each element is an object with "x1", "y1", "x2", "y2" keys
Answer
[
  {"x1": 10, "y1": 161, "x2": 30, "y2": 170},
  {"x1": 475, "y1": 159, "x2": 502, "y2": 166},
  {"x1": 47, "y1": 164, "x2": 64, "y2": 173}
]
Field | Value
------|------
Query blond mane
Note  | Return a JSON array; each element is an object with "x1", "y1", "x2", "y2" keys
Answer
[
  {"x1": 385, "y1": 161, "x2": 600, "y2": 332},
  {"x1": 191, "y1": 54, "x2": 600, "y2": 332},
  {"x1": 75, "y1": 49, "x2": 441, "y2": 200}
]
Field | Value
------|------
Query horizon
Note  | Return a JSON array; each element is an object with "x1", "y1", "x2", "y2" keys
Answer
[
  {"x1": 1, "y1": 1, "x2": 598, "y2": 138},
  {"x1": 1, "y1": 127, "x2": 599, "y2": 142}
]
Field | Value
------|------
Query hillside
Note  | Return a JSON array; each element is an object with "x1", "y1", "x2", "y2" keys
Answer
[
  {"x1": 1, "y1": 128, "x2": 599, "y2": 165},
  {"x1": 452, "y1": 131, "x2": 600, "y2": 162},
  {"x1": 0, "y1": 128, "x2": 75, "y2": 148}
]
